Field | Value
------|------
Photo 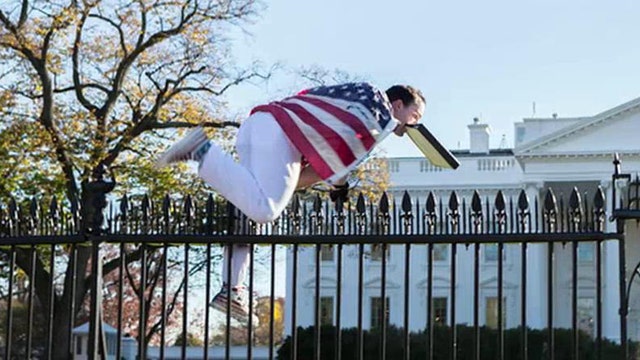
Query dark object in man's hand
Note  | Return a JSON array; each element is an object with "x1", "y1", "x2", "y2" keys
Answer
[{"x1": 329, "y1": 183, "x2": 349, "y2": 203}]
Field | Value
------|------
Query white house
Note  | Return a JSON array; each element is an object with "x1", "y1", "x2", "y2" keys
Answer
[{"x1": 285, "y1": 95, "x2": 640, "y2": 342}]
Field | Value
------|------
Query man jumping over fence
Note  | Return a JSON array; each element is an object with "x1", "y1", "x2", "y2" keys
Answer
[{"x1": 156, "y1": 82, "x2": 425, "y2": 323}]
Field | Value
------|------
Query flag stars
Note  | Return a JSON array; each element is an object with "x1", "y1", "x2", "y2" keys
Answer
[{"x1": 302, "y1": 83, "x2": 393, "y2": 128}]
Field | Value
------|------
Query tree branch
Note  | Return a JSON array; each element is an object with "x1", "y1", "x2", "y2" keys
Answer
[
  {"x1": 164, "y1": 68, "x2": 272, "y2": 103},
  {"x1": 101, "y1": 246, "x2": 143, "y2": 277},
  {"x1": 146, "y1": 266, "x2": 185, "y2": 342},
  {"x1": 72, "y1": 11, "x2": 99, "y2": 113},
  {"x1": 0, "y1": 9, "x2": 19, "y2": 37},
  {"x1": 125, "y1": 256, "x2": 140, "y2": 295},
  {"x1": 88, "y1": 12, "x2": 128, "y2": 57},
  {"x1": 0, "y1": 17, "x2": 78, "y2": 206},
  {"x1": 13, "y1": 26, "x2": 81, "y2": 207},
  {"x1": 102, "y1": 61, "x2": 207, "y2": 167},
  {"x1": 18, "y1": 0, "x2": 28, "y2": 28},
  {"x1": 96, "y1": 0, "x2": 198, "y2": 121},
  {"x1": 151, "y1": 120, "x2": 240, "y2": 129},
  {"x1": 11, "y1": 88, "x2": 39, "y2": 100},
  {"x1": 55, "y1": 83, "x2": 110, "y2": 95},
  {"x1": 41, "y1": 27, "x2": 53, "y2": 60},
  {"x1": 100, "y1": 91, "x2": 167, "y2": 168},
  {"x1": 135, "y1": 0, "x2": 146, "y2": 48}
]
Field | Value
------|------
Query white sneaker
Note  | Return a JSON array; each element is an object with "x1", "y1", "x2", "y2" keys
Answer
[
  {"x1": 210, "y1": 285, "x2": 259, "y2": 326},
  {"x1": 155, "y1": 127, "x2": 210, "y2": 168}
]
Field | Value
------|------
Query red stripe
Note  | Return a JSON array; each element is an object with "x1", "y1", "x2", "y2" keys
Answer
[
  {"x1": 251, "y1": 104, "x2": 335, "y2": 179},
  {"x1": 278, "y1": 101, "x2": 356, "y2": 166},
  {"x1": 293, "y1": 96, "x2": 377, "y2": 149}
]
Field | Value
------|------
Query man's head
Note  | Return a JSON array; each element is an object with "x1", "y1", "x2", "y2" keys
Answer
[{"x1": 385, "y1": 85, "x2": 425, "y2": 136}]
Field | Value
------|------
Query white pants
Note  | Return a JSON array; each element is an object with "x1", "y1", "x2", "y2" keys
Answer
[
  {"x1": 199, "y1": 111, "x2": 302, "y2": 223},
  {"x1": 221, "y1": 244, "x2": 250, "y2": 287},
  {"x1": 200, "y1": 112, "x2": 301, "y2": 288}
]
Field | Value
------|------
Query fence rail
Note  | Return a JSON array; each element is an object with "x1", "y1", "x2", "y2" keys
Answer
[{"x1": 1, "y1": 186, "x2": 611, "y2": 238}]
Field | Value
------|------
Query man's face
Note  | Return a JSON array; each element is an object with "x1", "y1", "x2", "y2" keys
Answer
[{"x1": 392, "y1": 99, "x2": 425, "y2": 136}]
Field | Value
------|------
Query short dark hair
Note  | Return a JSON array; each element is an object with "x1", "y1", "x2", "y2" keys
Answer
[{"x1": 385, "y1": 85, "x2": 425, "y2": 107}]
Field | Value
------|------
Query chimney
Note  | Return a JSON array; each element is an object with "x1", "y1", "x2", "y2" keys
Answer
[{"x1": 468, "y1": 117, "x2": 490, "y2": 154}]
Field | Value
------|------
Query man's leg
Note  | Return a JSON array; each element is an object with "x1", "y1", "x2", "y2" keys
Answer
[
  {"x1": 156, "y1": 111, "x2": 302, "y2": 223},
  {"x1": 157, "y1": 112, "x2": 300, "y2": 323},
  {"x1": 212, "y1": 244, "x2": 252, "y2": 321},
  {"x1": 231, "y1": 245, "x2": 250, "y2": 286},
  {"x1": 220, "y1": 244, "x2": 250, "y2": 288},
  {"x1": 198, "y1": 111, "x2": 302, "y2": 223}
]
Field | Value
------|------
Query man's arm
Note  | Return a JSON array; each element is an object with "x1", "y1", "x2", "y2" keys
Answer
[
  {"x1": 296, "y1": 166, "x2": 323, "y2": 189},
  {"x1": 296, "y1": 166, "x2": 348, "y2": 189}
]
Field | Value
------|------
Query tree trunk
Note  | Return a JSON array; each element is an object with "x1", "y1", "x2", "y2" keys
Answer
[{"x1": 51, "y1": 246, "x2": 91, "y2": 360}]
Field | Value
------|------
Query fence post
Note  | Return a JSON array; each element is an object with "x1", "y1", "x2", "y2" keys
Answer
[
  {"x1": 83, "y1": 164, "x2": 115, "y2": 360},
  {"x1": 610, "y1": 154, "x2": 633, "y2": 359}
]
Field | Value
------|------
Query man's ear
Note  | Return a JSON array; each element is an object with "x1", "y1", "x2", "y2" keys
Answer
[{"x1": 391, "y1": 99, "x2": 404, "y2": 111}]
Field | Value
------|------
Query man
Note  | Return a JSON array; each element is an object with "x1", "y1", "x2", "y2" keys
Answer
[{"x1": 156, "y1": 82, "x2": 425, "y2": 322}]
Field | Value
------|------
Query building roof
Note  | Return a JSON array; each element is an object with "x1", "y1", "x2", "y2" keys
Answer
[
  {"x1": 390, "y1": 148, "x2": 514, "y2": 161},
  {"x1": 73, "y1": 322, "x2": 119, "y2": 335},
  {"x1": 516, "y1": 96, "x2": 640, "y2": 155},
  {"x1": 450, "y1": 149, "x2": 514, "y2": 157}
]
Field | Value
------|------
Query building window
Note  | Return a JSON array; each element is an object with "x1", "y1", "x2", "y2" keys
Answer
[
  {"x1": 578, "y1": 243, "x2": 595, "y2": 263},
  {"x1": 420, "y1": 161, "x2": 442, "y2": 172},
  {"x1": 484, "y1": 244, "x2": 506, "y2": 262},
  {"x1": 432, "y1": 297, "x2": 448, "y2": 326},
  {"x1": 388, "y1": 160, "x2": 400, "y2": 173},
  {"x1": 485, "y1": 296, "x2": 507, "y2": 329},
  {"x1": 320, "y1": 296, "x2": 334, "y2": 325},
  {"x1": 578, "y1": 298, "x2": 595, "y2": 336},
  {"x1": 370, "y1": 244, "x2": 390, "y2": 261},
  {"x1": 433, "y1": 244, "x2": 449, "y2": 262},
  {"x1": 370, "y1": 297, "x2": 390, "y2": 329},
  {"x1": 321, "y1": 245, "x2": 335, "y2": 262},
  {"x1": 516, "y1": 126, "x2": 525, "y2": 145},
  {"x1": 76, "y1": 337, "x2": 83, "y2": 355}
]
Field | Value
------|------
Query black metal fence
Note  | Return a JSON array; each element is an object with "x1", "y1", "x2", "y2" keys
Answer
[{"x1": 1, "y1": 159, "x2": 640, "y2": 360}]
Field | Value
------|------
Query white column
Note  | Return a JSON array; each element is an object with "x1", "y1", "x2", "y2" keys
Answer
[
  {"x1": 603, "y1": 180, "x2": 622, "y2": 342},
  {"x1": 524, "y1": 182, "x2": 548, "y2": 329},
  {"x1": 342, "y1": 244, "x2": 360, "y2": 328},
  {"x1": 456, "y1": 240, "x2": 473, "y2": 327}
]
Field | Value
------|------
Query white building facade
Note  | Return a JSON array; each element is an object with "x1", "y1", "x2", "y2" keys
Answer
[
  {"x1": 285, "y1": 96, "x2": 640, "y2": 342},
  {"x1": 72, "y1": 323, "x2": 137, "y2": 360}
]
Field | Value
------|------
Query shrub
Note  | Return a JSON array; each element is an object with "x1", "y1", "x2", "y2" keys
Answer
[{"x1": 277, "y1": 325, "x2": 638, "y2": 360}]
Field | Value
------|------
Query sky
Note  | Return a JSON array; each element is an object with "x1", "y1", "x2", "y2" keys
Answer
[{"x1": 223, "y1": 0, "x2": 640, "y2": 158}]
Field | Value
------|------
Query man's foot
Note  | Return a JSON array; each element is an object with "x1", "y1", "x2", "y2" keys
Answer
[
  {"x1": 210, "y1": 285, "x2": 259, "y2": 326},
  {"x1": 155, "y1": 127, "x2": 210, "y2": 168}
]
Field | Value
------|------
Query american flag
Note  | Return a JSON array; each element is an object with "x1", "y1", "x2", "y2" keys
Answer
[{"x1": 251, "y1": 82, "x2": 398, "y2": 182}]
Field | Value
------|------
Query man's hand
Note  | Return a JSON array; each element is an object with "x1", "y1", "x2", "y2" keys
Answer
[
  {"x1": 297, "y1": 165, "x2": 323, "y2": 189},
  {"x1": 329, "y1": 182, "x2": 349, "y2": 203}
]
